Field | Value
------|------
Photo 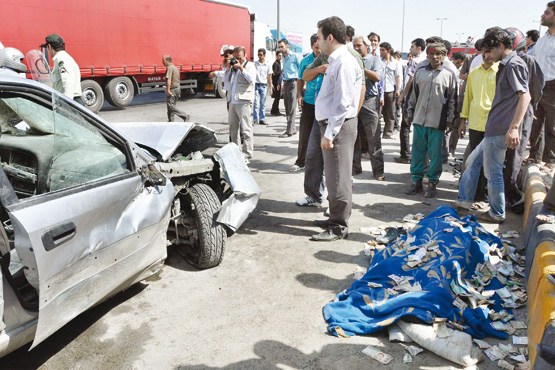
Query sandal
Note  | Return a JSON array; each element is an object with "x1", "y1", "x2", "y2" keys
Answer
[{"x1": 536, "y1": 214, "x2": 555, "y2": 224}]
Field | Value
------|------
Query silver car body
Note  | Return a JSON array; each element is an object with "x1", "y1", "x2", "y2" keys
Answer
[{"x1": 0, "y1": 75, "x2": 258, "y2": 357}]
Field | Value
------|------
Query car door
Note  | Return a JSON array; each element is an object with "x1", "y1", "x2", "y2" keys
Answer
[{"x1": 0, "y1": 82, "x2": 174, "y2": 347}]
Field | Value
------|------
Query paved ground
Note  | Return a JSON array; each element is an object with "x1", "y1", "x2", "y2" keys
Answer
[{"x1": 2, "y1": 93, "x2": 526, "y2": 369}]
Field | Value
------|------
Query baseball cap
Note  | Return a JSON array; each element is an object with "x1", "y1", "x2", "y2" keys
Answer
[{"x1": 40, "y1": 34, "x2": 64, "y2": 48}]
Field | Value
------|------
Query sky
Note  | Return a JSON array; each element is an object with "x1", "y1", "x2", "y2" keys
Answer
[{"x1": 235, "y1": 0, "x2": 546, "y2": 52}]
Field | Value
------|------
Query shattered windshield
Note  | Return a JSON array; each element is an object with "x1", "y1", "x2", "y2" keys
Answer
[{"x1": 0, "y1": 93, "x2": 101, "y2": 141}]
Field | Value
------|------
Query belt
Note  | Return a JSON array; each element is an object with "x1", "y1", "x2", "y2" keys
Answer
[{"x1": 284, "y1": 78, "x2": 298, "y2": 82}]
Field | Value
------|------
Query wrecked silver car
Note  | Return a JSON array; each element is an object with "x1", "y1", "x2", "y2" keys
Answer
[{"x1": 0, "y1": 75, "x2": 259, "y2": 357}]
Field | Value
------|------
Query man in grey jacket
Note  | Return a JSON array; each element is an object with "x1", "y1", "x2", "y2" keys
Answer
[
  {"x1": 405, "y1": 43, "x2": 457, "y2": 198},
  {"x1": 223, "y1": 46, "x2": 257, "y2": 161}
]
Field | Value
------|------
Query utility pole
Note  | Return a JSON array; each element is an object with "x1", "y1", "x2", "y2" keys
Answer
[
  {"x1": 436, "y1": 17, "x2": 447, "y2": 38},
  {"x1": 276, "y1": 0, "x2": 280, "y2": 43},
  {"x1": 401, "y1": 0, "x2": 406, "y2": 53}
]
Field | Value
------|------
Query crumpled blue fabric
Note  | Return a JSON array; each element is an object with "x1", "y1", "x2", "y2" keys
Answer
[{"x1": 323, "y1": 205, "x2": 510, "y2": 340}]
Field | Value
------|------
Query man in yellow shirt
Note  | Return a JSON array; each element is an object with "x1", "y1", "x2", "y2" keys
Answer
[{"x1": 458, "y1": 56, "x2": 498, "y2": 202}]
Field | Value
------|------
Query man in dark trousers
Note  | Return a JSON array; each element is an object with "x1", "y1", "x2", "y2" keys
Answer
[
  {"x1": 311, "y1": 16, "x2": 363, "y2": 242},
  {"x1": 163, "y1": 55, "x2": 190, "y2": 122},
  {"x1": 271, "y1": 51, "x2": 283, "y2": 116}
]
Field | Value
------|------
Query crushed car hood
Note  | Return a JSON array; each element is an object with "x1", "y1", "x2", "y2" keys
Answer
[{"x1": 110, "y1": 122, "x2": 217, "y2": 161}]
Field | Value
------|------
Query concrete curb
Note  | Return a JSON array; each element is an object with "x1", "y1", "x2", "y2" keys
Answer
[{"x1": 523, "y1": 164, "x2": 555, "y2": 369}]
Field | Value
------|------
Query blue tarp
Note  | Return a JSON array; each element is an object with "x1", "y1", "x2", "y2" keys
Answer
[{"x1": 323, "y1": 206, "x2": 511, "y2": 340}]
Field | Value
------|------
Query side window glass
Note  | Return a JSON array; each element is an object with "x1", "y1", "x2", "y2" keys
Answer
[
  {"x1": 50, "y1": 95, "x2": 129, "y2": 192},
  {"x1": 0, "y1": 92, "x2": 129, "y2": 198}
]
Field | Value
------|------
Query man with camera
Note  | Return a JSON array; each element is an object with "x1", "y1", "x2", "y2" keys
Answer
[{"x1": 223, "y1": 46, "x2": 257, "y2": 162}]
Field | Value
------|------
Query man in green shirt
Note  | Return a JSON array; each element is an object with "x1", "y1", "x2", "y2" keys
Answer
[{"x1": 163, "y1": 55, "x2": 190, "y2": 122}]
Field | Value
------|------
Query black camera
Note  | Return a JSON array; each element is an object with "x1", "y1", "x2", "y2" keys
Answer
[{"x1": 229, "y1": 58, "x2": 238, "y2": 66}]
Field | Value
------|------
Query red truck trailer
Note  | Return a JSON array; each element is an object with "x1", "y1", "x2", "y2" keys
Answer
[{"x1": 0, "y1": 0, "x2": 255, "y2": 112}]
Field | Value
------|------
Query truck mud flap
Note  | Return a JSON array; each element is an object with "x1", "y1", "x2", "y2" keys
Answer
[{"x1": 213, "y1": 143, "x2": 260, "y2": 232}]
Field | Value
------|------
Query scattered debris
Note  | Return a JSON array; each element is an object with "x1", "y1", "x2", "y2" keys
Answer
[
  {"x1": 353, "y1": 267, "x2": 366, "y2": 280},
  {"x1": 388, "y1": 324, "x2": 413, "y2": 343},
  {"x1": 361, "y1": 345, "x2": 393, "y2": 365},
  {"x1": 498, "y1": 359, "x2": 516, "y2": 370},
  {"x1": 403, "y1": 353, "x2": 413, "y2": 363},
  {"x1": 484, "y1": 346, "x2": 507, "y2": 361},
  {"x1": 501, "y1": 230, "x2": 520, "y2": 239},
  {"x1": 402, "y1": 213, "x2": 424, "y2": 224},
  {"x1": 512, "y1": 336, "x2": 528, "y2": 345},
  {"x1": 401, "y1": 344, "x2": 424, "y2": 357},
  {"x1": 473, "y1": 339, "x2": 491, "y2": 349}
]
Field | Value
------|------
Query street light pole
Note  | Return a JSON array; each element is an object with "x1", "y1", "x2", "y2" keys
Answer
[
  {"x1": 276, "y1": 0, "x2": 280, "y2": 42},
  {"x1": 401, "y1": 0, "x2": 406, "y2": 53},
  {"x1": 436, "y1": 17, "x2": 447, "y2": 38}
]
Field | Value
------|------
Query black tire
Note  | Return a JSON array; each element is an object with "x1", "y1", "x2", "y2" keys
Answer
[
  {"x1": 80, "y1": 80, "x2": 104, "y2": 113},
  {"x1": 181, "y1": 183, "x2": 225, "y2": 269},
  {"x1": 104, "y1": 76, "x2": 134, "y2": 108}
]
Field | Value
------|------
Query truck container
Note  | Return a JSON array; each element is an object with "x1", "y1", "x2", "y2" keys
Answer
[{"x1": 0, "y1": 0, "x2": 274, "y2": 112}]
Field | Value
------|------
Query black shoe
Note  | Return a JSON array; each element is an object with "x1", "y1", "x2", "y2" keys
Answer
[
  {"x1": 424, "y1": 183, "x2": 437, "y2": 198},
  {"x1": 374, "y1": 174, "x2": 385, "y2": 181},
  {"x1": 376, "y1": 227, "x2": 404, "y2": 245},
  {"x1": 313, "y1": 219, "x2": 329, "y2": 229},
  {"x1": 405, "y1": 181, "x2": 423, "y2": 195},
  {"x1": 259, "y1": 120, "x2": 267, "y2": 125},
  {"x1": 182, "y1": 115, "x2": 191, "y2": 122},
  {"x1": 395, "y1": 156, "x2": 411, "y2": 164},
  {"x1": 353, "y1": 168, "x2": 363, "y2": 175},
  {"x1": 382, "y1": 134, "x2": 393, "y2": 139},
  {"x1": 310, "y1": 229, "x2": 347, "y2": 242}
]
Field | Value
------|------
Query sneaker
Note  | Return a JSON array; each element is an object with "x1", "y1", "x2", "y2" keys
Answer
[
  {"x1": 395, "y1": 156, "x2": 411, "y2": 164},
  {"x1": 259, "y1": 120, "x2": 267, "y2": 125},
  {"x1": 253, "y1": 120, "x2": 259, "y2": 125},
  {"x1": 289, "y1": 164, "x2": 304, "y2": 172},
  {"x1": 296, "y1": 196, "x2": 322, "y2": 207},
  {"x1": 405, "y1": 181, "x2": 423, "y2": 195},
  {"x1": 424, "y1": 183, "x2": 437, "y2": 198}
]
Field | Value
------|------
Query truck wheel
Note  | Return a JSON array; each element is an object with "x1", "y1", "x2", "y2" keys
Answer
[
  {"x1": 104, "y1": 77, "x2": 134, "y2": 107},
  {"x1": 81, "y1": 80, "x2": 104, "y2": 113},
  {"x1": 179, "y1": 183, "x2": 225, "y2": 269}
]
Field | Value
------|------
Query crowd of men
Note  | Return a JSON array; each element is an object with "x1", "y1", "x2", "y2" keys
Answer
[{"x1": 220, "y1": 1, "x2": 555, "y2": 241}]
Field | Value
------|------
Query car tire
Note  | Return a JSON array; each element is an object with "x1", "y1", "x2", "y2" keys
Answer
[
  {"x1": 80, "y1": 80, "x2": 104, "y2": 113},
  {"x1": 181, "y1": 183, "x2": 225, "y2": 269},
  {"x1": 104, "y1": 76, "x2": 134, "y2": 108}
]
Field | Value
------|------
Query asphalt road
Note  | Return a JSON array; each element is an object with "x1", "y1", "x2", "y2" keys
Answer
[{"x1": 1, "y1": 93, "x2": 526, "y2": 370}]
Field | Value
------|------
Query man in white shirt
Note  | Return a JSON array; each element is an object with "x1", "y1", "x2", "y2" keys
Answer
[
  {"x1": 253, "y1": 48, "x2": 272, "y2": 125},
  {"x1": 528, "y1": 1, "x2": 555, "y2": 167},
  {"x1": 311, "y1": 16, "x2": 363, "y2": 242},
  {"x1": 223, "y1": 46, "x2": 257, "y2": 161},
  {"x1": 41, "y1": 34, "x2": 83, "y2": 104}
]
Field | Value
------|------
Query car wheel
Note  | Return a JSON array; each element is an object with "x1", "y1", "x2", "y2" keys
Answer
[
  {"x1": 80, "y1": 80, "x2": 104, "y2": 113},
  {"x1": 104, "y1": 76, "x2": 134, "y2": 108},
  {"x1": 179, "y1": 183, "x2": 225, "y2": 269}
]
